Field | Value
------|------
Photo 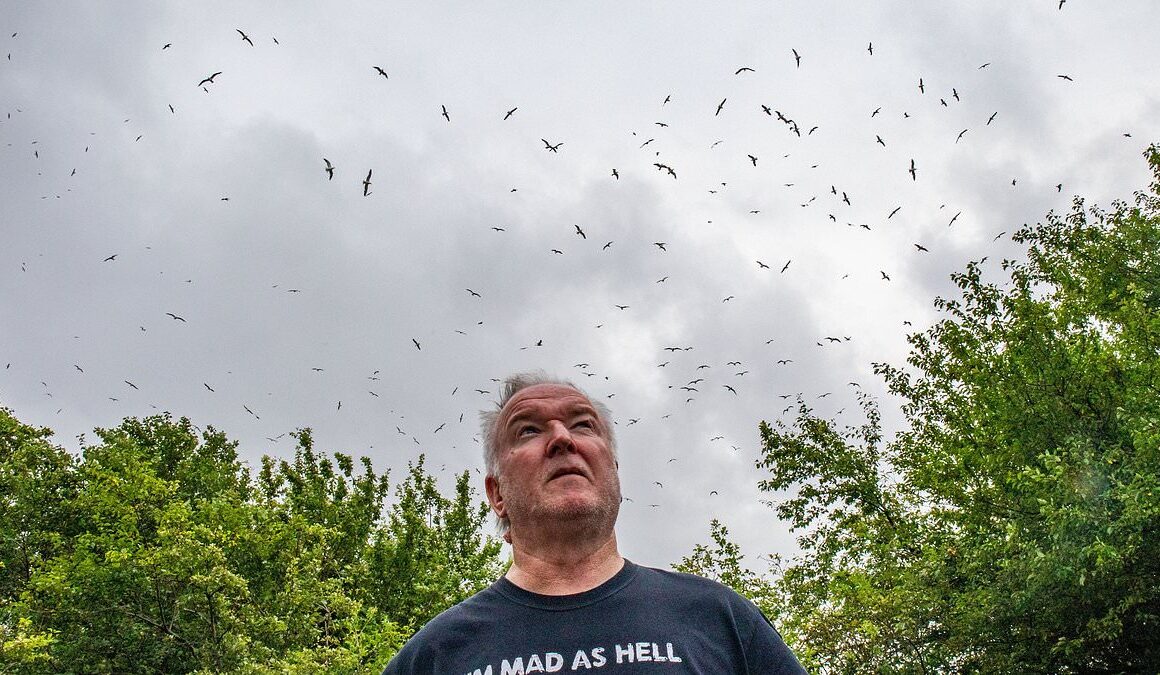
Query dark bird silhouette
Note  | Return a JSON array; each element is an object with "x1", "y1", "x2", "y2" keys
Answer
[
  {"x1": 574, "y1": 224, "x2": 586, "y2": 239},
  {"x1": 867, "y1": 42, "x2": 873, "y2": 55},
  {"x1": 734, "y1": 66, "x2": 754, "y2": 74},
  {"x1": 876, "y1": 134, "x2": 886, "y2": 147},
  {"x1": 747, "y1": 154, "x2": 757, "y2": 166},
  {"x1": 323, "y1": 158, "x2": 334, "y2": 180},
  {"x1": 466, "y1": 288, "x2": 481, "y2": 297},
  {"x1": 373, "y1": 66, "x2": 388, "y2": 79},
  {"x1": 948, "y1": 211, "x2": 961, "y2": 226},
  {"x1": 909, "y1": 159, "x2": 917, "y2": 181},
  {"x1": 871, "y1": 107, "x2": 881, "y2": 117},
  {"x1": 611, "y1": 168, "x2": 619, "y2": 179},
  {"x1": 987, "y1": 111, "x2": 998, "y2": 125},
  {"x1": 165, "y1": 312, "x2": 186, "y2": 322},
  {"x1": 362, "y1": 169, "x2": 372, "y2": 196},
  {"x1": 653, "y1": 163, "x2": 676, "y2": 179},
  {"x1": 197, "y1": 72, "x2": 222, "y2": 87},
  {"x1": 434, "y1": 423, "x2": 446, "y2": 433},
  {"x1": 102, "y1": 254, "x2": 117, "y2": 262},
  {"x1": 603, "y1": 241, "x2": 613, "y2": 250},
  {"x1": 792, "y1": 48, "x2": 801, "y2": 67},
  {"x1": 236, "y1": 29, "x2": 253, "y2": 46},
  {"x1": 888, "y1": 206, "x2": 901, "y2": 219},
  {"x1": 542, "y1": 139, "x2": 563, "y2": 152},
  {"x1": 756, "y1": 260, "x2": 770, "y2": 269},
  {"x1": 412, "y1": 338, "x2": 421, "y2": 350},
  {"x1": 441, "y1": 104, "x2": 450, "y2": 121},
  {"x1": 551, "y1": 249, "x2": 563, "y2": 255},
  {"x1": 880, "y1": 271, "x2": 891, "y2": 281},
  {"x1": 952, "y1": 88, "x2": 960, "y2": 101},
  {"x1": 956, "y1": 128, "x2": 968, "y2": 143},
  {"x1": 204, "y1": 383, "x2": 214, "y2": 392},
  {"x1": 918, "y1": 78, "x2": 925, "y2": 93},
  {"x1": 1057, "y1": 74, "x2": 1073, "y2": 81},
  {"x1": 780, "y1": 259, "x2": 792, "y2": 273},
  {"x1": 124, "y1": 380, "x2": 138, "y2": 390},
  {"x1": 162, "y1": 43, "x2": 171, "y2": 49},
  {"x1": 715, "y1": 98, "x2": 727, "y2": 116},
  {"x1": 914, "y1": 243, "x2": 929, "y2": 252},
  {"x1": 653, "y1": 242, "x2": 667, "y2": 251},
  {"x1": 503, "y1": 106, "x2": 517, "y2": 120}
]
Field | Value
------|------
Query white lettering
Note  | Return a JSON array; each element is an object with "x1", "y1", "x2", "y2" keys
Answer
[
  {"x1": 636, "y1": 642, "x2": 652, "y2": 662},
  {"x1": 665, "y1": 643, "x2": 683, "y2": 663},
  {"x1": 614, "y1": 643, "x2": 633, "y2": 664},
  {"x1": 465, "y1": 668, "x2": 493, "y2": 675},
  {"x1": 545, "y1": 652, "x2": 563, "y2": 672},
  {"x1": 591, "y1": 647, "x2": 606, "y2": 667},
  {"x1": 652, "y1": 642, "x2": 667, "y2": 662},
  {"x1": 526, "y1": 654, "x2": 544, "y2": 673},
  {"x1": 571, "y1": 650, "x2": 592, "y2": 670},
  {"x1": 501, "y1": 658, "x2": 525, "y2": 675}
]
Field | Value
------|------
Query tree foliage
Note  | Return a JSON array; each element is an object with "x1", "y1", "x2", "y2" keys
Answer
[
  {"x1": 0, "y1": 411, "x2": 504, "y2": 673},
  {"x1": 757, "y1": 146, "x2": 1160, "y2": 673}
]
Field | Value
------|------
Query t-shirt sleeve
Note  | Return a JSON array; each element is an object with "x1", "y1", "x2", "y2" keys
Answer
[{"x1": 742, "y1": 604, "x2": 808, "y2": 674}]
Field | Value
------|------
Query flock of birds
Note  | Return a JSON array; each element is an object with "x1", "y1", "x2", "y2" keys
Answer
[{"x1": 2, "y1": 3, "x2": 1145, "y2": 543}]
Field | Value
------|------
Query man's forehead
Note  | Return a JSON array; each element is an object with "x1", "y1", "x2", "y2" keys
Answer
[{"x1": 501, "y1": 384, "x2": 594, "y2": 419}]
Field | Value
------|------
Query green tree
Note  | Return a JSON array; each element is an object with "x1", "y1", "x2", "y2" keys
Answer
[
  {"x1": 0, "y1": 409, "x2": 503, "y2": 673},
  {"x1": 757, "y1": 146, "x2": 1160, "y2": 673}
]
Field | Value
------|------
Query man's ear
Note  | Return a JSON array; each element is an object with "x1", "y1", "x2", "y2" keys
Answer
[{"x1": 485, "y1": 474, "x2": 506, "y2": 520}]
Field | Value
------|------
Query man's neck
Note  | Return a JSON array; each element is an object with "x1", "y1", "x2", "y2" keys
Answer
[{"x1": 505, "y1": 531, "x2": 623, "y2": 595}]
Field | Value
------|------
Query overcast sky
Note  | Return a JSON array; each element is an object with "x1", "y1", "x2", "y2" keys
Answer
[{"x1": 3, "y1": 1, "x2": 1158, "y2": 571}]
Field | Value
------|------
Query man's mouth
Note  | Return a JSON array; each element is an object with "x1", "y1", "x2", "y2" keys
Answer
[{"x1": 548, "y1": 468, "x2": 588, "y2": 481}]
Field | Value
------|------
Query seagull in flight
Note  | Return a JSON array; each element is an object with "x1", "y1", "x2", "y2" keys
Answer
[
  {"x1": 441, "y1": 104, "x2": 450, "y2": 121},
  {"x1": 542, "y1": 139, "x2": 563, "y2": 152},
  {"x1": 504, "y1": 106, "x2": 517, "y2": 120},
  {"x1": 197, "y1": 72, "x2": 222, "y2": 87},
  {"x1": 165, "y1": 312, "x2": 186, "y2": 322},
  {"x1": 792, "y1": 48, "x2": 801, "y2": 67},
  {"x1": 715, "y1": 98, "x2": 727, "y2": 116},
  {"x1": 236, "y1": 29, "x2": 253, "y2": 46},
  {"x1": 323, "y1": 158, "x2": 334, "y2": 180},
  {"x1": 373, "y1": 66, "x2": 388, "y2": 79},
  {"x1": 362, "y1": 169, "x2": 372, "y2": 196}
]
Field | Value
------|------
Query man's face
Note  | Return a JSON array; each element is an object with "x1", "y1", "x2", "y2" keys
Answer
[{"x1": 487, "y1": 384, "x2": 621, "y2": 538}]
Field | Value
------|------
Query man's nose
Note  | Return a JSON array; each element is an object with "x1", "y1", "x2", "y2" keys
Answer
[{"x1": 544, "y1": 420, "x2": 576, "y2": 456}]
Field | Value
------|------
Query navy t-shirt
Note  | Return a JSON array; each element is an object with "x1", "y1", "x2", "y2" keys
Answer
[{"x1": 383, "y1": 559, "x2": 806, "y2": 674}]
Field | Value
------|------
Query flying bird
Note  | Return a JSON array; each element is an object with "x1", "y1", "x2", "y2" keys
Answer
[
  {"x1": 412, "y1": 338, "x2": 421, "y2": 350},
  {"x1": 236, "y1": 29, "x2": 253, "y2": 46},
  {"x1": 441, "y1": 104, "x2": 450, "y2": 121},
  {"x1": 373, "y1": 66, "x2": 388, "y2": 78},
  {"x1": 792, "y1": 48, "x2": 801, "y2": 67},
  {"x1": 323, "y1": 158, "x2": 334, "y2": 180},
  {"x1": 466, "y1": 288, "x2": 481, "y2": 297},
  {"x1": 909, "y1": 159, "x2": 917, "y2": 181},
  {"x1": 653, "y1": 242, "x2": 667, "y2": 251},
  {"x1": 542, "y1": 139, "x2": 563, "y2": 152},
  {"x1": 734, "y1": 66, "x2": 754, "y2": 74},
  {"x1": 747, "y1": 154, "x2": 757, "y2": 166},
  {"x1": 362, "y1": 169, "x2": 372, "y2": 196},
  {"x1": 197, "y1": 72, "x2": 222, "y2": 87},
  {"x1": 653, "y1": 163, "x2": 676, "y2": 179},
  {"x1": 780, "y1": 259, "x2": 792, "y2": 273},
  {"x1": 756, "y1": 260, "x2": 770, "y2": 269},
  {"x1": 102, "y1": 254, "x2": 117, "y2": 262},
  {"x1": 165, "y1": 312, "x2": 186, "y2": 322},
  {"x1": 715, "y1": 98, "x2": 726, "y2": 116},
  {"x1": 503, "y1": 106, "x2": 517, "y2": 120},
  {"x1": 574, "y1": 224, "x2": 586, "y2": 239}
]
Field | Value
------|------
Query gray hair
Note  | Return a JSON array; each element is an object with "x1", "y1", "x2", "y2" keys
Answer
[{"x1": 480, "y1": 371, "x2": 617, "y2": 535}]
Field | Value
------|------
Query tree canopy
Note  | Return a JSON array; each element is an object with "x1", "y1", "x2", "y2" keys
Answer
[
  {"x1": 754, "y1": 145, "x2": 1160, "y2": 673},
  {"x1": 0, "y1": 412, "x2": 503, "y2": 673}
]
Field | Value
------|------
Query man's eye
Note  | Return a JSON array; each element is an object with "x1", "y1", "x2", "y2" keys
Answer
[
  {"x1": 518, "y1": 426, "x2": 538, "y2": 436},
  {"x1": 574, "y1": 420, "x2": 593, "y2": 429}
]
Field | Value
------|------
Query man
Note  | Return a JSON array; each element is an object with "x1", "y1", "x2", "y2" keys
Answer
[{"x1": 383, "y1": 372, "x2": 805, "y2": 674}]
